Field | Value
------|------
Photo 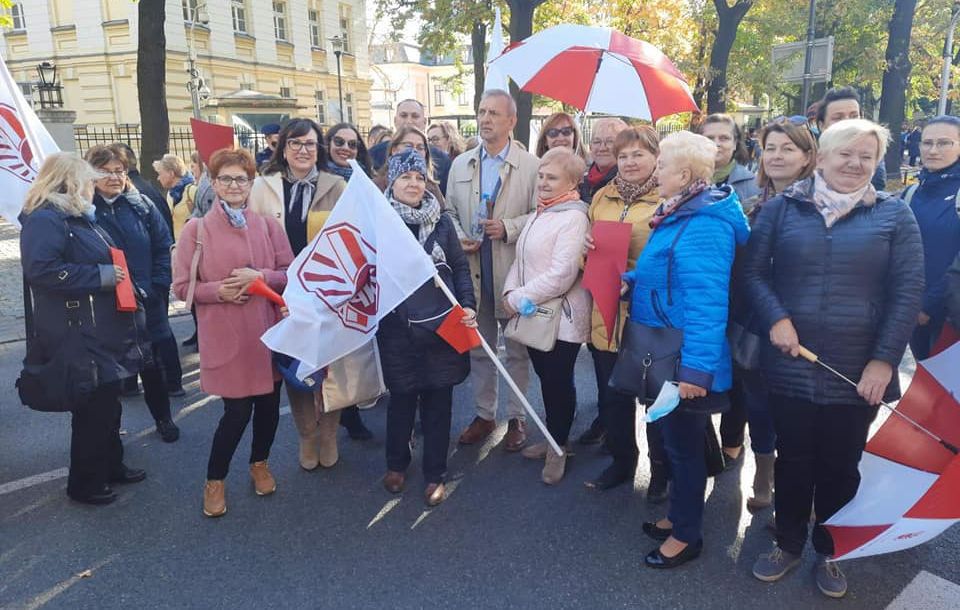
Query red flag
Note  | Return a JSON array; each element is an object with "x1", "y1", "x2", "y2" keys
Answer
[
  {"x1": 930, "y1": 322, "x2": 959, "y2": 357},
  {"x1": 110, "y1": 247, "x2": 137, "y2": 312},
  {"x1": 581, "y1": 221, "x2": 632, "y2": 344},
  {"x1": 190, "y1": 118, "x2": 234, "y2": 165},
  {"x1": 247, "y1": 277, "x2": 286, "y2": 307},
  {"x1": 436, "y1": 305, "x2": 481, "y2": 354}
]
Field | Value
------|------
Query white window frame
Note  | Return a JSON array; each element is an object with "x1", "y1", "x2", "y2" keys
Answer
[
  {"x1": 315, "y1": 90, "x2": 326, "y2": 125},
  {"x1": 338, "y1": 5, "x2": 351, "y2": 53},
  {"x1": 273, "y1": 1, "x2": 288, "y2": 42},
  {"x1": 308, "y1": 9, "x2": 322, "y2": 48},
  {"x1": 231, "y1": 0, "x2": 247, "y2": 34}
]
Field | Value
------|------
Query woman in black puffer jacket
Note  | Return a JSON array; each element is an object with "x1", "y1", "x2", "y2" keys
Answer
[
  {"x1": 744, "y1": 119, "x2": 923, "y2": 598},
  {"x1": 377, "y1": 149, "x2": 477, "y2": 507}
]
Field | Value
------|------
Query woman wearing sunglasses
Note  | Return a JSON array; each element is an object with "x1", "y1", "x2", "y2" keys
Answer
[
  {"x1": 535, "y1": 112, "x2": 587, "y2": 160},
  {"x1": 325, "y1": 122, "x2": 372, "y2": 181},
  {"x1": 249, "y1": 118, "x2": 374, "y2": 470},
  {"x1": 373, "y1": 126, "x2": 445, "y2": 206}
]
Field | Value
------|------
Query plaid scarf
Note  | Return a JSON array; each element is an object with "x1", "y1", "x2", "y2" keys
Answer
[
  {"x1": 649, "y1": 179, "x2": 709, "y2": 229},
  {"x1": 389, "y1": 190, "x2": 446, "y2": 264}
]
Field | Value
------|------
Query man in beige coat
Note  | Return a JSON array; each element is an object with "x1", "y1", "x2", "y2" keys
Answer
[{"x1": 446, "y1": 89, "x2": 538, "y2": 450}]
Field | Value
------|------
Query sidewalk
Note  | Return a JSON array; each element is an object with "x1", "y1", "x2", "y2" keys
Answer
[{"x1": 0, "y1": 220, "x2": 188, "y2": 344}]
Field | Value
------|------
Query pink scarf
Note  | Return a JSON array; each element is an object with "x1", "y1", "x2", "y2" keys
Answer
[{"x1": 812, "y1": 171, "x2": 876, "y2": 228}]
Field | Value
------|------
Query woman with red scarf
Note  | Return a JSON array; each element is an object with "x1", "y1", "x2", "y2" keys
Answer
[{"x1": 502, "y1": 147, "x2": 592, "y2": 485}]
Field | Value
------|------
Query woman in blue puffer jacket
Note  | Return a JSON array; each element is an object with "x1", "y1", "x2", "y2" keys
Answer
[{"x1": 622, "y1": 131, "x2": 750, "y2": 570}]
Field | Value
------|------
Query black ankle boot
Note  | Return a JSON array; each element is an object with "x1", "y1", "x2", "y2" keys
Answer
[{"x1": 340, "y1": 406, "x2": 373, "y2": 440}]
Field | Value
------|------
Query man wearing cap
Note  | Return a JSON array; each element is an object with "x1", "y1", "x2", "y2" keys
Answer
[{"x1": 256, "y1": 123, "x2": 281, "y2": 169}]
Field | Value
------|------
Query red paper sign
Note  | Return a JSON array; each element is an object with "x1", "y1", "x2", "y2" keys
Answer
[
  {"x1": 190, "y1": 118, "x2": 235, "y2": 165},
  {"x1": 247, "y1": 277, "x2": 286, "y2": 307},
  {"x1": 110, "y1": 247, "x2": 137, "y2": 312},
  {"x1": 930, "y1": 323, "x2": 959, "y2": 358},
  {"x1": 437, "y1": 305, "x2": 481, "y2": 354},
  {"x1": 581, "y1": 221, "x2": 633, "y2": 345}
]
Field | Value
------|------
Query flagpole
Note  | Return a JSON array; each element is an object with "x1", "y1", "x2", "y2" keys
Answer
[
  {"x1": 432, "y1": 274, "x2": 564, "y2": 457},
  {"x1": 0, "y1": 56, "x2": 47, "y2": 167}
]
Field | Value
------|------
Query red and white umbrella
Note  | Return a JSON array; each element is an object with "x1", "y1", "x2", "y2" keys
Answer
[
  {"x1": 822, "y1": 338, "x2": 960, "y2": 561},
  {"x1": 487, "y1": 24, "x2": 698, "y2": 121}
]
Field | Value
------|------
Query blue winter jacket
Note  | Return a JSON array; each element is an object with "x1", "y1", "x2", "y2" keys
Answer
[
  {"x1": 623, "y1": 185, "x2": 750, "y2": 392},
  {"x1": 905, "y1": 159, "x2": 960, "y2": 319}
]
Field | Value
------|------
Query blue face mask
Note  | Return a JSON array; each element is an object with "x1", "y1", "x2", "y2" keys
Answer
[{"x1": 644, "y1": 381, "x2": 681, "y2": 423}]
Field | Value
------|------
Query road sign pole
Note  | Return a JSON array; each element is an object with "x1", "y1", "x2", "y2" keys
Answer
[{"x1": 800, "y1": 0, "x2": 817, "y2": 113}]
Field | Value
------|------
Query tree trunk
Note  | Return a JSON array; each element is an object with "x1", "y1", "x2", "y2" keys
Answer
[
  {"x1": 692, "y1": 16, "x2": 711, "y2": 110},
  {"x1": 877, "y1": 0, "x2": 918, "y2": 177},
  {"x1": 506, "y1": 0, "x2": 545, "y2": 148},
  {"x1": 472, "y1": 19, "x2": 487, "y2": 114},
  {"x1": 706, "y1": 0, "x2": 753, "y2": 114},
  {"x1": 137, "y1": 0, "x2": 169, "y2": 183}
]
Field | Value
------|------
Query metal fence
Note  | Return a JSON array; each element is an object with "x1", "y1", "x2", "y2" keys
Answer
[{"x1": 74, "y1": 125, "x2": 269, "y2": 161}]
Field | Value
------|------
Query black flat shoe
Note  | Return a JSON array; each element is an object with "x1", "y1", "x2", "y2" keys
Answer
[
  {"x1": 340, "y1": 407, "x2": 374, "y2": 441},
  {"x1": 577, "y1": 420, "x2": 606, "y2": 445},
  {"x1": 157, "y1": 420, "x2": 180, "y2": 443},
  {"x1": 642, "y1": 521, "x2": 673, "y2": 541},
  {"x1": 644, "y1": 539, "x2": 703, "y2": 569},
  {"x1": 182, "y1": 333, "x2": 198, "y2": 347},
  {"x1": 167, "y1": 386, "x2": 187, "y2": 397},
  {"x1": 109, "y1": 466, "x2": 147, "y2": 485},
  {"x1": 68, "y1": 485, "x2": 117, "y2": 505},
  {"x1": 584, "y1": 465, "x2": 631, "y2": 491}
]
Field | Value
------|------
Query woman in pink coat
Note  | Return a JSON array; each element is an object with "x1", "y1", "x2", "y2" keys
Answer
[
  {"x1": 173, "y1": 148, "x2": 294, "y2": 518},
  {"x1": 503, "y1": 147, "x2": 592, "y2": 485}
]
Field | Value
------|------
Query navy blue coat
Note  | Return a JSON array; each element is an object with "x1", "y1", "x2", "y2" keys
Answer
[
  {"x1": 129, "y1": 169, "x2": 173, "y2": 236},
  {"x1": 20, "y1": 205, "x2": 148, "y2": 384},
  {"x1": 376, "y1": 213, "x2": 476, "y2": 394},
  {"x1": 93, "y1": 190, "x2": 174, "y2": 341},
  {"x1": 743, "y1": 177, "x2": 924, "y2": 405}
]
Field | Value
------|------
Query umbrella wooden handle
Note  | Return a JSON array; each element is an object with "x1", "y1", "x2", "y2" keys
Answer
[{"x1": 798, "y1": 345, "x2": 818, "y2": 363}]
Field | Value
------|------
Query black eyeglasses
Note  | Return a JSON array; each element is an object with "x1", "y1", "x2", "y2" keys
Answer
[
  {"x1": 215, "y1": 175, "x2": 252, "y2": 187},
  {"x1": 331, "y1": 136, "x2": 358, "y2": 150},
  {"x1": 546, "y1": 127, "x2": 574, "y2": 138}
]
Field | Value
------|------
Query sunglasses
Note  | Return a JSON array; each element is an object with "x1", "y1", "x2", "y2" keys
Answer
[
  {"x1": 546, "y1": 127, "x2": 574, "y2": 138},
  {"x1": 331, "y1": 136, "x2": 358, "y2": 150}
]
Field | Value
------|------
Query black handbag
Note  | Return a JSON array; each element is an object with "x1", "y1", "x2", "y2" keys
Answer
[
  {"x1": 17, "y1": 284, "x2": 98, "y2": 413},
  {"x1": 608, "y1": 217, "x2": 692, "y2": 402}
]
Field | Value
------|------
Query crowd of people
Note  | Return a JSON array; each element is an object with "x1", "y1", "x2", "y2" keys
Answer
[{"x1": 17, "y1": 86, "x2": 960, "y2": 599}]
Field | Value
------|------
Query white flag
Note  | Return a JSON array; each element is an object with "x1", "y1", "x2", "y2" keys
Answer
[
  {"x1": 485, "y1": 7, "x2": 510, "y2": 92},
  {"x1": 261, "y1": 161, "x2": 437, "y2": 378},
  {"x1": 0, "y1": 55, "x2": 60, "y2": 227}
]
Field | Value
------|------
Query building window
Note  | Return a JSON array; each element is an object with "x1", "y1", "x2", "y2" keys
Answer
[
  {"x1": 308, "y1": 9, "x2": 322, "y2": 48},
  {"x1": 181, "y1": 0, "x2": 198, "y2": 23},
  {"x1": 273, "y1": 1, "x2": 288, "y2": 41},
  {"x1": 315, "y1": 90, "x2": 326, "y2": 125},
  {"x1": 231, "y1": 0, "x2": 247, "y2": 33},
  {"x1": 345, "y1": 93, "x2": 353, "y2": 124},
  {"x1": 458, "y1": 89, "x2": 468, "y2": 106},
  {"x1": 338, "y1": 4, "x2": 351, "y2": 53},
  {"x1": 10, "y1": 2, "x2": 26, "y2": 30},
  {"x1": 434, "y1": 85, "x2": 444, "y2": 107},
  {"x1": 280, "y1": 86, "x2": 291, "y2": 99},
  {"x1": 240, "y1": 81, "x2": 254, "y2": 91}
]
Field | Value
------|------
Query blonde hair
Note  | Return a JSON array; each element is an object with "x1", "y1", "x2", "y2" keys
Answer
[
  {"x1": 23, "y1": 153, "x2": 101, "y2": 217},
  {"x1": 427, "y1": 121, "x2": 465, "y2": 157},
  {"x1": 658, "y1": 131, "x2": 717, "y2": 182},
  {"x1": 151, "y1": 153, "x2": 186, "y2": 177},
  {"x1": 818, "y1": 118, "x2": 890, "y2": 162},
  {"x1": 539, "y1": 146, "x2": 587, "y2": 186}
]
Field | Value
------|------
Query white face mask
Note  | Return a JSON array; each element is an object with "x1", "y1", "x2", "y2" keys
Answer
[{"x1": 644, "y1": 381, "x2": 681, "y2": 423}]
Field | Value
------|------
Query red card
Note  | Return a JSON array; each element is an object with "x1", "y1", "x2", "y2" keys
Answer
[
  {"x1": 110, "y1": 247, "x2": 137, "y2": 312},
  {"x1": 436, "y1": 305, "x2": 481, "y2": 354},
  {"x1": 582, "y1": 221, "x2": 633, "y2": 345},
  {"x1": 190, "y1": 118, "x2": 235, "y2": 165}
]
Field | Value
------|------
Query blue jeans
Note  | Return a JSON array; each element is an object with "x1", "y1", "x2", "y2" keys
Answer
[
  {"x1": 720, "y1": 368, "x2": 776, "y2": 454},
  {"x1": 660, "y1": 409, "x2": 710, "y2": 544}
]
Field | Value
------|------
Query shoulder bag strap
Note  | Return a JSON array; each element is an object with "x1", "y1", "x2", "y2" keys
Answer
[{"x1": 185, "y1": 217, "x2": 204, "y2": 309}]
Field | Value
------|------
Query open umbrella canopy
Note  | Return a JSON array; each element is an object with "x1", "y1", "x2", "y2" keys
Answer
[{"x1": 488, "y1": 24, "x2": 699, "y2": 121}]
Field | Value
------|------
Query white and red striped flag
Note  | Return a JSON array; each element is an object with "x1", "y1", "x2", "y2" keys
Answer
[{"x1": 261, "y1": 161, "x2": 436, "y2": 378}]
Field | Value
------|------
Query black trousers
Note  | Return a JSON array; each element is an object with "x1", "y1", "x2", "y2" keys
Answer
[
  {"x1": 528, "y1": 341, "x2": 581, "y2": 446},
  {"x1": 68, "y1": 382, "x2": 124, "y2": 496},
  {"x1": 590, "y1": 346, "x2": 638, "y2": 472},
  {"x1": 206, "y1": 383, "x2": 282, "y2": 480},
  {"x1": 771, "y1": 394, "x2": 878, "y2": 555},
  {"x1": 154, "y1": 334, "x2": 183, "y2": 390},
  {"x1": 386, "y1": 386, "x2": 453, "y2": 483}
]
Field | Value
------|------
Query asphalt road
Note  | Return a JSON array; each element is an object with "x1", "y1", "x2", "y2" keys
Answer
[{"x1": 1, "y1": 317, "x2": 958, "y2": 609}]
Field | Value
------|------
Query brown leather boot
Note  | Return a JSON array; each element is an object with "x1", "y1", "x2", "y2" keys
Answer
[
  {"x1": 503, "y1": 418, "x2": 527, "y2": 451},
  {"x1": 383, "y1": 470, "x2": 405, "y2": 493},
  {"x1": 203, "y1": 480, "x2": 226, "y2": 517},
  {"x1": 457, "y1": 416, "x2": 496, "y2": 445},
  {"x1": 316, "y1": 409, "x2": 341, "y2": 468},
  {"x1": 249, "y1": 461, "x2": 276, "y2": 496}
]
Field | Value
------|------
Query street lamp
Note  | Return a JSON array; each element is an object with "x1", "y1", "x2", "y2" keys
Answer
[
  {"x1": 186, "y1": 1, "x2": 210, "y2": 119},
  {"x1": 939, "y1": 1, "x2": 960, "y2": 116},
  {"x1": 35, "y1": 61, "x2": 63, "y2": 109},
  {"x1": 331, "y1": 35, "x2": 345, "y2": 122}
]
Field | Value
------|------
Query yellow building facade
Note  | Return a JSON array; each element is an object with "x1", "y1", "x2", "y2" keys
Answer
[{"x1": 1, "y1": 0, "x2": 372, "y2": 131}]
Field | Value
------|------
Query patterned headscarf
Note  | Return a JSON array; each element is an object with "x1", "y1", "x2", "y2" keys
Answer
[{"x1": 387, "y1": 148, "x2": 428, "y2": 189}]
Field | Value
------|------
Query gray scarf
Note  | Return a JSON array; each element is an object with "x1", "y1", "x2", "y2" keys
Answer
[
  {"x1": 285, "y1": 166, "x2": 320, "y2": 223},
  {"x1": 388, "y1": 190, "x2": 446, "y2": 264},
  {"x1": 220, "y1": 200, "x2": 247, "y2": 229}
]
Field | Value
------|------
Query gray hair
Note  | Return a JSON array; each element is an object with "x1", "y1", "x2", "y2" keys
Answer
[
  {"x1": 481, "y1": 89, "x2": 517, "y2": 117},
  {"x1": 818, "y1": 118, "x2": 890, "y2": 162}
]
